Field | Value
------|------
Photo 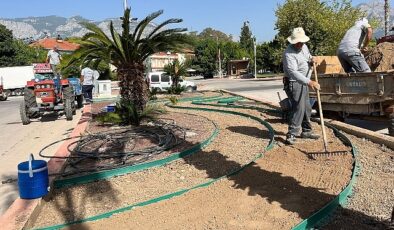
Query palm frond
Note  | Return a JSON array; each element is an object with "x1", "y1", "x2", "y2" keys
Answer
[
  {"x1": 132, "y1": 10, "x2": 163, "y2": 42},
  {"x1": 147, "y1": 18, "x2": 183, "y2": 38}
]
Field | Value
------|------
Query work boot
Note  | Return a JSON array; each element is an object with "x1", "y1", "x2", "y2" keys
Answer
[
  {"x1": 285, "y1": 134, "x2": 297, "y2": 145},
  {"x1": 301, "y1": 132, "x2": 320, "y2": 139}
]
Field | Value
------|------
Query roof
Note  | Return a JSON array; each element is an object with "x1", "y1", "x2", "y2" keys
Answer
[
  {"x1": 29, "y1": 38, "x2": 80, "y2": 51},
  {"x1": 228, "y1": 59, "x2": 250, "y2": 63}
]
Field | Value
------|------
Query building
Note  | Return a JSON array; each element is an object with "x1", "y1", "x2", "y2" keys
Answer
[
  {"x1": 227, "y1": 59, "x2": 250, "y2": 77},
  {"x1": 29, "y1": 38, "x2": 80, "y2": 53},
  {"x1": 147, "y1": 49, "x2": 195, "y2": 72}
]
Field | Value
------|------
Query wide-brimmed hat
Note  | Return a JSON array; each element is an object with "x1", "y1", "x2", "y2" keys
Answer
[{"x1": 287, "y1": 27, "x2": 310, "y2": 44}]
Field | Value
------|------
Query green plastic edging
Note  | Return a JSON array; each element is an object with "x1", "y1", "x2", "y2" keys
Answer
[
  {"x1": 291, "y1": 124, "x2": 359, "y2": 230},
  {"x1": 54, "y1": 119, "x2": 219, "y2": 189},
  {"x1": 55, "y1": 93, "x2": 224, "y2": 188},
  {"x1": 179, "y1": 98, "x2": 359, "y2": 230},
  {"x1": 34, "y1": 100, "x2": 275, "y2": 230},
  {"x1": 36, "y1": 95, "x2": 357, "y2": 230}
]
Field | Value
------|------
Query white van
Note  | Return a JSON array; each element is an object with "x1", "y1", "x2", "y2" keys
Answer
[{"x1": 147, "y1": 71, "x2": 197, "y2": 92}]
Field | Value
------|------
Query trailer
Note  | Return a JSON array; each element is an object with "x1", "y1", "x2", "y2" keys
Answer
[
  {"x1": 309, "y1": 71, "x2": 394, "y2": 136},
  {"x1": 0, "y1": 66, "x2": 35, "y2": 96},
  {"x1": 0, "y1": 77, "x2": 7, "y2": 101}
]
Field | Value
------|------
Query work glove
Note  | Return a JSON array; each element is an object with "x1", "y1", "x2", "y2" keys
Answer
[{"x1": 308, "y1": 80, "x2": 321, "y2": 91}]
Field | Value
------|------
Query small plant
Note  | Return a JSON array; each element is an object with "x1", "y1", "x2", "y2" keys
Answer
[
  {"x1": 115, "y1": 99, "x2": 166, "y2": 126},
  {"x1": 168, "y1": 85, "x2": 185, "y2": 95},
  {"x1": 149, "y1": 87, "x2": 158, "y2": 101},
  {"x1": 168, "y1": 96, "x2": 178, "y2": 105},
  {"x1": 96, "y1": 112, "x2": 122, "y2": 125}
]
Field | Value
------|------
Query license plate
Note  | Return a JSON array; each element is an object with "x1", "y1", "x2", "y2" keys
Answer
[{"x1": 40, "y1": 92, "x2": 48, "y2": 97}]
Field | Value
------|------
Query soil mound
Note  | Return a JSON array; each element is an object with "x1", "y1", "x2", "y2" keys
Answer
[{"x1": 366, "y1": 42, "x2": 394, "y2": 72}]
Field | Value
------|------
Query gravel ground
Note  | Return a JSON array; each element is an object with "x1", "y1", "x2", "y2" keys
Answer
[
  {"x1": 27, "y1": 93, "x2": 370, "y2": 229},
  {"x1": 323, "y1": 135, "x2": 394, "y2": 230},
  {"x1": 76, "y1": 98, "x2": 353, "y2": 230},
  {"x1": 30, "y1": 104, "x2": 270, "y2": 228}
]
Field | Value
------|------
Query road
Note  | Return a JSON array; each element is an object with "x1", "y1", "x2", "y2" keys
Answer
[
  {"x1": 191, "y1": 76, "x2": 286, "y2": 104},
  {"x1": 190, "y1": 76, "x2": 389, "y2": 135},
  {"x1": 0, "y1": 96, "x2": 82, "y2": 215}
]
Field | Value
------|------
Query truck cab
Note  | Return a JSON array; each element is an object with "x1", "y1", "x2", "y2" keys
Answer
[{"x1": 147, "y1": 71, "x2": 197, "y2": 92}]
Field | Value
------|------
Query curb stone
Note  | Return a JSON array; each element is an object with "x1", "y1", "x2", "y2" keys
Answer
[{"x1": 0, "y1": 105, "x2": 91, "y2": 230}]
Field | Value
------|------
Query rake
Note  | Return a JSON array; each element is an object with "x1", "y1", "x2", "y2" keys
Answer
[{"x1": 309, "y1": 63, "x2": 349, "y2": 158}]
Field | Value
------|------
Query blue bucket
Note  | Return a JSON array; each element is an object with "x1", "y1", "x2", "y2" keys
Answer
[
  {"x1": 17, "y1": 154, "x2": 49, "y2": 199},
  {"x1": 106, "y1": 105, "x2": 116, "y2": 112}
]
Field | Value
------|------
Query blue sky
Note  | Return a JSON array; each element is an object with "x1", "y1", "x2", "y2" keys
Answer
[{"x1": 0, "y1": 0, "x2": 386, "y2": 42}]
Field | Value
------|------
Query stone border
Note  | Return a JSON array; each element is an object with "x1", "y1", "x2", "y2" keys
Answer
[
  {"x1": 222, "y1": 89, "x2": 394, "y2": 150},
  {"x1": 0, "y1": 105, "x2": 91, "y2": 230}
]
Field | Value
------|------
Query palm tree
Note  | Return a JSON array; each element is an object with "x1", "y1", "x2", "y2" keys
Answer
[
  {"x1": 67, "y1": 8, "x2": 189, "y2": 112},
  {"x1": 163, "y1": 59, "x2": 188, "y2": 88}
]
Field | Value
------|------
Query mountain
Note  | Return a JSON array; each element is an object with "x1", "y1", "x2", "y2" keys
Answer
[
  {"x1": 0, "y1": 15, "x2": 154, "y2": 40},
  {"x1": 357, "y1": 0, "x2": 394, "y2": 38}
]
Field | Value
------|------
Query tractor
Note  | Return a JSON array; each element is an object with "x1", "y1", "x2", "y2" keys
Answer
[{"x1": 19, "y1": 63, "x2": 83, "y2": 125}]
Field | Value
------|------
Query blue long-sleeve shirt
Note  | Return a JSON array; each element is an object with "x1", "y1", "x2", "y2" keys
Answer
[{"x1": 282, "y1": 44, "x2": 312, "y2": 85}]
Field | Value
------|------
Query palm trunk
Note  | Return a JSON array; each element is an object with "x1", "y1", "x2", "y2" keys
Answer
[{"x1": 118, "y1": 63, "x2": 149, "y2": 112}]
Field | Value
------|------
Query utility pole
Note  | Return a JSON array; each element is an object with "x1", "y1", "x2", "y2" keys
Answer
[
  {"x1": 254, "y1": 38, "x2": 257, "y2": 78},
  {"x1": 217, "y1": 37, "x2": 222, "y2": 78},
  {"x1": 384, "y1": 0, "x2": 390, "y2": 36}
]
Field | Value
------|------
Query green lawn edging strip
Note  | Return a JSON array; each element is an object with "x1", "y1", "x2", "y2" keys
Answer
[{"x1": 34, "y1": 99, "x2": 275, "y2": 230}]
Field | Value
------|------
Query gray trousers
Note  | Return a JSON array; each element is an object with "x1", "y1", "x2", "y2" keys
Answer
[
  {"x1": 337, "y1": 50, "x2": 371, "y2": 73},
  {"x1": 285, "y1": 81, "x2": 312, "y2": 136}
]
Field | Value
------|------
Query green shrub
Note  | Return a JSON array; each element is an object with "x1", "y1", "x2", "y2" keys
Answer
[
  {"x1": 167, "y1": 85, "x2": 185, "y2": 95},
  {"x1": 149, "y1": 87, "x2": 158, "y2": 101},
  {"x1": 115, "y1": 99, "x2": 166, "y2": 126},
  {"x1": 96, "y1": 112, "x2": 122, "y2": 125}
]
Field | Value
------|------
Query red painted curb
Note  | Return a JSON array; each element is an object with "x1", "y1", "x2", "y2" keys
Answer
[{"x1": 0, "y1": 105, "x2": 91, "y2": 230}]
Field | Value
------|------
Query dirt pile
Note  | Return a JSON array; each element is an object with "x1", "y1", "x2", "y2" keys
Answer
[{"x1": 366, "y1": 42, "x2": 394, "y2": 71}]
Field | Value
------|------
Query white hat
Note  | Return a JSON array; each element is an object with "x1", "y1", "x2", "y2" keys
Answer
[{"x1": 287, "y1": 27, "x2": 310, "y2": 44}]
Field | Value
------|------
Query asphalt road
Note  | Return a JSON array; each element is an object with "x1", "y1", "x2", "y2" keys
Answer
[
  {"x1": 190, "y1": 76, "x2": 389, "y2": 135},
  {"x1": 0, "y1": 96, "x2": 82, "y2": 215}
]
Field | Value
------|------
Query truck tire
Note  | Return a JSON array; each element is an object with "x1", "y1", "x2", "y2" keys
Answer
[
  {"x1": 14, "y1": 88, "x2": 22, "y2": 96},
  {"x1": 23, "y1": 88, "x2": 39, "y2": 118},
  {"x1": 0, "y1": 95, "x2": 7, "y2": 101},
  {"x1": 20, "y1": 100, "x2": 30, "y2": 125},
  {"x1": 63, "y1": 86, "x2": 76, "y2": 117},
  {"x1": 185, "y1": 86, "x2": 193, "y2": 93},
  {"x1": 62, "y1": 87, "x2": 74, "y2": 102},
  {"x1": 64, "y1": 99, "x2": 73, "y2": 121},
  {"x1": 76, "y1": 94, "x2": 83, "y2": 109},
  {"x1": 389, "y1": 114, "x2": 394, "y2": 137}
]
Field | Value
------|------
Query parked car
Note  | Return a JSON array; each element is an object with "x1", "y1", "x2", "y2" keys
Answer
[{"x1": 147, "y1": 71, "x2": 197, "y2": 92}]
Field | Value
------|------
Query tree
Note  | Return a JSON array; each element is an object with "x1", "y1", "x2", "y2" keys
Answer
[
  {"x1": 239, "y1": 21, "x2": 254, "y2": 56},
  {"x1": 0, "y1": 24, "x2": 18, "y2": 67},
  {"x1": 198, "y1": 28, "x2": 232, "y2": 42},
  {"x1": 256, "y1": 36, "x2": 286, "y2": 73},
  {"x1": 191, "y1": 39, "x2": 217, "y2": 74},
  {"x1": 66, "y1": 9, "x2": 189, "y2": 112},
  {"x1": 164, "y1": 59, "x2": 188, "y2": 87},
  {"x1": 275, "y1": 0, "x2": 363, "y2": 55}
]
